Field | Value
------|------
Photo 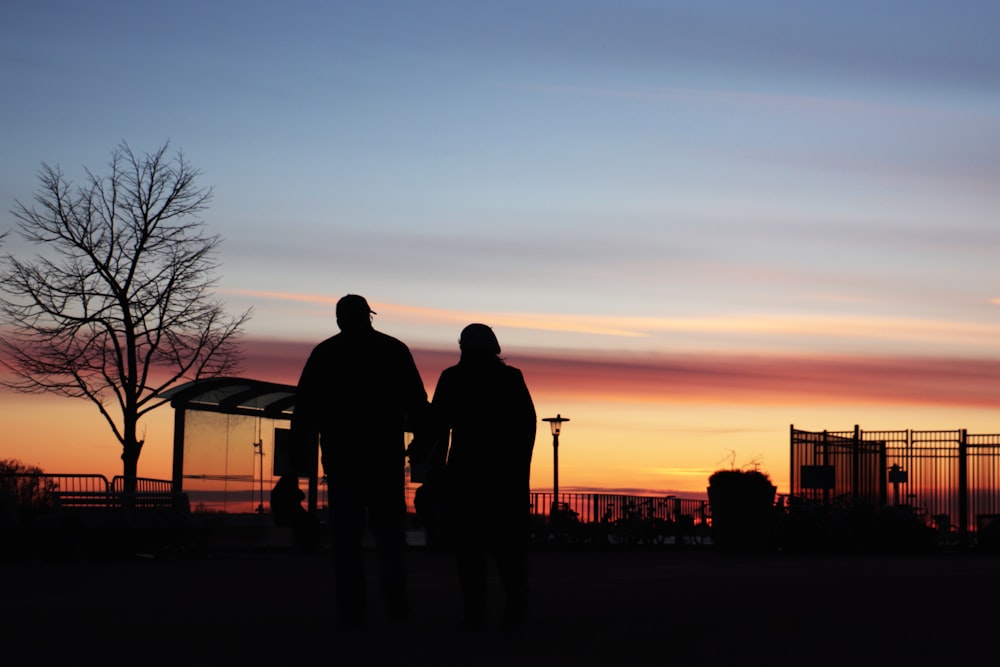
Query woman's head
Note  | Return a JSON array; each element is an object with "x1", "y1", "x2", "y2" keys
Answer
[{"x1": 459, "y1": 323, "x2": 501, "y2": 356}]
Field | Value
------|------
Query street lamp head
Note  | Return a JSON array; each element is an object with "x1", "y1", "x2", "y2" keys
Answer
[{"x1": 543, "y1": 413, "x2": 569, "y2": 436}]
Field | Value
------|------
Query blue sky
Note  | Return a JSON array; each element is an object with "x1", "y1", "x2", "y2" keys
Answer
[{"x1": 3, "y1": 1, "x2": 1000, "y2": 493}]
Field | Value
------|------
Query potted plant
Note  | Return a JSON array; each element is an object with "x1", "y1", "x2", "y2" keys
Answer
[{"x1": 707, "y1": 467, "x2": 778, "y2": 555}]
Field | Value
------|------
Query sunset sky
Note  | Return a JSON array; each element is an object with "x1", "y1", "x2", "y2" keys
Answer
[{"x1": 3, "y1": 1, "x2": 1000, "y2": 500}]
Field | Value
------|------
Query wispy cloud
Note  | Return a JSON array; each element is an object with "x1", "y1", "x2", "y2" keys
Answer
[
  {"x1": 521, "y1": 83, "x2": 957, "y2": 121},
  {"x1": 240, "y1": 336, "x2": 1000, "y2": 409},
  {"x1": 221, "y1": 290, "x2": 342, "y2": 306},
  {"x1": 224, "y1": 289, "x2": 1000, "y2": 349},
  {"x1": 514, "y1": 351, "x2": 1000, "y2": 408}
]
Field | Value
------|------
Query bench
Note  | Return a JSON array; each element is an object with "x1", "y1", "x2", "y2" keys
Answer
[
  {"x1": 53, "y1": 490, "x2": 116, "y2": 509},
  {"x1": 53, "y1": 489, "x2": 189, "y2": 515}
]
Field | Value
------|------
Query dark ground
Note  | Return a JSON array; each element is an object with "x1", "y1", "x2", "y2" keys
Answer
[{"x1": 2, "y1": 539, "x2": 998, "y2": 666}]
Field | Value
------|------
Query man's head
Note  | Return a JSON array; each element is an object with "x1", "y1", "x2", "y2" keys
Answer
[{"x1": 336, "y1": 294, "x2": 376, "y2": 332}]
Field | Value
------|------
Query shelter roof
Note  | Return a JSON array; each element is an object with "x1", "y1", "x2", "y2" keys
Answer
[{"x1": 163, "y1": 377, "x2": 296, "y2": 419}]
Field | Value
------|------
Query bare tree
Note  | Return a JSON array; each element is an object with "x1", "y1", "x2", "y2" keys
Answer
[{"x1": 0, "y1": 142, "x2": 252, "y2": 495}]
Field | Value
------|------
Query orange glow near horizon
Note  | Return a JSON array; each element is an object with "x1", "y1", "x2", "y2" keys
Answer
[{"x1": 4, "y1": 336, "x2": 1000, "y2": 501}]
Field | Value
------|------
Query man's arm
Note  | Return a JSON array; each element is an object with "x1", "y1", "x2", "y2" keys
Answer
[
  {"x1": 399, "y1": 343, "x2": 430, "y2": 431},
  {"x1": 290, "y1": 350, "x2": 322, "y2": 474}
]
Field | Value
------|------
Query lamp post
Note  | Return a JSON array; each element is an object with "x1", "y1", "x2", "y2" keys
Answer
[{"x1": 542, "y1": 414, "x2": 569, "y2": 523}]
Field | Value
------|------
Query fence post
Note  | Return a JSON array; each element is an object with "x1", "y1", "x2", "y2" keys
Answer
[
  {"x1": 959, "y1": 429, "x2": 969, "y2": 549},
  {"x1": 789, "y1": 424, "x2": 794, "y2": 501}
]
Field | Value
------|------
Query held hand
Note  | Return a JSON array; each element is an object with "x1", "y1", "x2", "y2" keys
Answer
[{"x1": 406, "y1": 437, "x2": 428, "y2": 461}]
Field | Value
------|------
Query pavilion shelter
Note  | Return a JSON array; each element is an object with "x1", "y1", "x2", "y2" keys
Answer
[{"x1": 163, "y1": 377, "x2": 320, "y2": 514}]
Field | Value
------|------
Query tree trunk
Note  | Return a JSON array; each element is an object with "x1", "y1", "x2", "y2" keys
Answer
[
  {"x1": 122, "y1": 442, "x2": 140, "y2": 493},
  {"x1": 121, "y1": 410, "x2": 142, "y2": 509}
]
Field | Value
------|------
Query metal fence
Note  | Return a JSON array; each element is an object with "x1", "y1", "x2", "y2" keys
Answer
[
  {"x1": 529, "y1": 491, "x2": 707, "y2": 524},
  {"x1": 2, "y1": 473, "x2": 180, "y2": 510},
  {"x1": 4, "y1": 472, "x2": 713, "y2": 550},
  {"x1": 790, "y1": 425, "x2": 1000, "y2": 546},
  {"x1": 529, "y1": 491, "x2": 711, "y2": 546}
]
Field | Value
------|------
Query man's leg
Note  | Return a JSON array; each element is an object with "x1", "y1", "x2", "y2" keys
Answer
[
  {"x1": 329, "y1": 485, "x2": 367, "y2": 625},
  {"x1": 494, "y1": 545, "x2": 528, "y2": 627},
  {"x1": 368, "y1": 481, "x2": 409, "y2": 621},
  {"x1": 456, "y1": 546, "x2": 489, "y2": 628}
]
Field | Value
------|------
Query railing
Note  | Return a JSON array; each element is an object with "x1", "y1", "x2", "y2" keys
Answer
[
  {"x1": 530, "y1": 492, "x2": 707, "y2": 522},
  {"x1": 529, "y1": 492, "x2": 712, "y2": 546},
  {"x1": 2, "y1": 473, "x2": 199, "y2": 560},
  {"x1": 2, "y1": 473, "x2": 183, "y2": 511}
]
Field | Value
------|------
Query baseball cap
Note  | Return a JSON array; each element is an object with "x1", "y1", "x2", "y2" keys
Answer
[{"x1": 336, "y1": 294, "x2": 376, "y2": 319}]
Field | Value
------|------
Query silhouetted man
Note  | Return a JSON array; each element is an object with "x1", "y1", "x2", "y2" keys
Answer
[
  {"x1": 427, "y1": 323, "x2": 536, "y2": 628},
  {"x1": 291, "y1": 294, "x2": 428, "y2": 625}
]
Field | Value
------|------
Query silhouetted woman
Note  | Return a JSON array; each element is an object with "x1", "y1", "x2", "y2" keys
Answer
[{"x1": 429, "y1": 323, "x2": 537, "y2": 628}]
